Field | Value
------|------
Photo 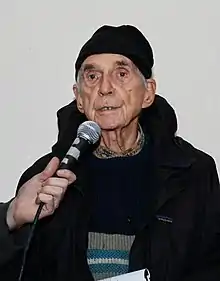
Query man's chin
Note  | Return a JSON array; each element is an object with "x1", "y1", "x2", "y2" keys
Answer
[{"x1": 98, "y1": 122, "x2": 122, "y2": 131}]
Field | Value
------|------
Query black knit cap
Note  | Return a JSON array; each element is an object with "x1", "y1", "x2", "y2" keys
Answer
[{"x1": 75, "y1": 25, "x2": 154, "y2": 80}]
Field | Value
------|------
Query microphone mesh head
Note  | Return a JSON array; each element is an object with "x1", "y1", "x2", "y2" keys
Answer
[{"x1": 77, "y1": 121, "x2": 101, "y2": 144}]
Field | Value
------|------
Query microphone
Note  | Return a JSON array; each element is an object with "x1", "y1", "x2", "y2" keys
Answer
[
  {"x1": 18, "y1": 121, "x2": 101, "y2": 281},
  {"x1": 59, "y1": 120, "x2": 101, "y2": 170}
]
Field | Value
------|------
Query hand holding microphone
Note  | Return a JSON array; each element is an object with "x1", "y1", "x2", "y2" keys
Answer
[
  {"x1": 6, "y1": 157, "x2": 76, "y2": 230},
  {"x1": 6, "y1": 121, "x2": 101, "y2": 230}
]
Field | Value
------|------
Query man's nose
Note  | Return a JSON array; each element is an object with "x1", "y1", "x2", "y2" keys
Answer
[{"x1": 98, "y1": 76, "x2": 114, "y2": 96}]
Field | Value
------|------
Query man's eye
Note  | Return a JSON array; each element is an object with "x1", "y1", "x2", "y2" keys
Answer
[
  {"x1": 119, "y1": 72, "x2": 126, "y2": 77},
  {"x1": 88, "y1": 73, "x2": 97, "y2": 80},
  {"x1": 84, "y1": 71, "x2": 99, "y2": 82},
  {"x1": 117, "y1": 69, "x2": 129, "y2": 79}
]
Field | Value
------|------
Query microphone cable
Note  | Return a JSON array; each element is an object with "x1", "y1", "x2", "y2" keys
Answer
[{"x1": 18, "y1": 202, "x2": 44, "y2": 281}]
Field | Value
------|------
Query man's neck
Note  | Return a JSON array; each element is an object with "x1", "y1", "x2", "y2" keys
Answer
[{"x1": 99, "y1": 119, "x2": 139, "y2": 153}]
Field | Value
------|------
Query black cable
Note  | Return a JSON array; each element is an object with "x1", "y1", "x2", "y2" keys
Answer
[{"x1": 18, "y1": 202, "x2": 44, "y2": 281}]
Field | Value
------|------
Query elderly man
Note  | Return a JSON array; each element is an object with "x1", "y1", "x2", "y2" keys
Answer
[{"x1": 0, "y1": 25, "x2": 220, "y2": 281}]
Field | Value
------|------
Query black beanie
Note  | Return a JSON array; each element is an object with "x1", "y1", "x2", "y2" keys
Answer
[{"x1": 75, "y1": 25, "x2": 154, "y2": 80}]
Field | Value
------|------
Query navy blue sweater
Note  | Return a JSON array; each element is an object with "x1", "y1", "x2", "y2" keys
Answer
[{"x1": 86, "y1": 143, "x2": 154, "y2": 235}]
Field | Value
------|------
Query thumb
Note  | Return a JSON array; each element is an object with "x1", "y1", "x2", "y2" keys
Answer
[{"x1": 39, "y1": 157, "x2": 60, "y2": 181}]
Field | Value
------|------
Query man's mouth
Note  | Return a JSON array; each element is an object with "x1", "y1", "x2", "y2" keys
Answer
[{"x1": 98, "y1": 106, "x2": 119, "y2": 111}]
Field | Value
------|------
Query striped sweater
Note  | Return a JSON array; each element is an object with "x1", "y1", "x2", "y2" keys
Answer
[{"x1": 87, "y1": 232, "x2": 135, "y2": 280}]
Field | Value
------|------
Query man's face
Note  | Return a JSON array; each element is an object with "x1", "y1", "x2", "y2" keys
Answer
[{"x1": 73, "y1": 54, "x2": 156, "y2": 130}]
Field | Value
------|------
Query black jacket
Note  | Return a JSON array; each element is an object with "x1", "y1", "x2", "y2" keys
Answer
[{"x1": 0, "y1": 95, "x2": 220, "y2": 281}]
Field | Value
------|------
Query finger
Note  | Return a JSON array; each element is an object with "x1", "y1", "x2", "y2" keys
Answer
[
  {"x1": 41, "y1": 185, "x2": 65, "y2": 199},
  {"x1": 56, "y1": 169, "x2": 77, "y2": 184},
  {"x1": 42, "y1": 177, "x2": 69, "y2": 189},
  {"x1": 36, "y1": 193, "x2": 55, "y2": 213},
  {"x1": 39, "y1": 157, "x2": 60, "y2": 182}
]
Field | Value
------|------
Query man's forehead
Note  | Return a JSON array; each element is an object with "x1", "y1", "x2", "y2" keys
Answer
[{"x1": 81, "y1": 53, "x2": 134, "y2": 70}]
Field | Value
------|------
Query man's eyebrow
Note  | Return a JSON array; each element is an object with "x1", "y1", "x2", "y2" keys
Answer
[
  {"x1": 81, "y1": 64, "x2": 97, "y2": 72},
  {"x1": 115, "y1": 60, "x2": 132, "y2": 68}
]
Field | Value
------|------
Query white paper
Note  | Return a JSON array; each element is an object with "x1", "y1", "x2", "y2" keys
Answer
[{"x1": 100, "y1": 269, "x2": 150, "y2": 281}]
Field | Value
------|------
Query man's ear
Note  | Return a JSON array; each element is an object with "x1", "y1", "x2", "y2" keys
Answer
[
  {"x1": 142, "y1": 79, "x2": 156, "y2": 109},
  {"x1": 73, "y1": 84, "x2": 84, "y2": 113}
]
